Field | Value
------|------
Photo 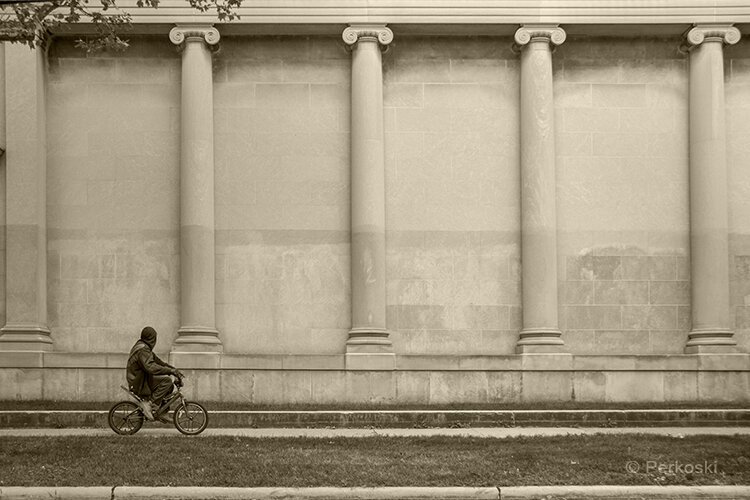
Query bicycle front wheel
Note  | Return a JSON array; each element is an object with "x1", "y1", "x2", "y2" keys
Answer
[
  {"x1": 108, "y1": 401, "x2": 144, "y2": 435},
  {"x1": 173, "y1": 401, "x2": 208, "y2": 435}
]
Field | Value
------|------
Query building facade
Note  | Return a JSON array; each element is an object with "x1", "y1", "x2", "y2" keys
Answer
[{"x1": 0, "y1": 1, "x2": 749, "y2": 403}]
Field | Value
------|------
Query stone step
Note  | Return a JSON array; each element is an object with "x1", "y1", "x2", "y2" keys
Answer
[{"x1": 1, "y1": 409, "x2": 749, "y2": 429}]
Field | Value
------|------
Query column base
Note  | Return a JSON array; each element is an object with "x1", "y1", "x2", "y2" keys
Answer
[
  {"x1": 515, "y1": 327, "x2": 567, "y2": 354},
  {"x1": 169, "y1": 351, "x2": 222, "y2": 369},
  {"x1": 0, "y1": 324, "x2": 53, "y2": 351},
  {"x1": 346, "y1": 327, "x2": 393, "y2": 354},
  {"x1": 345, "y1": 352, "x2": 395, "y2": 370},
  {"x1": 172, "y1": 326, "x2": 223, "y2": 354},
  {"x1": 685, "y1": 328, "x2": 738, "y2": 354}
]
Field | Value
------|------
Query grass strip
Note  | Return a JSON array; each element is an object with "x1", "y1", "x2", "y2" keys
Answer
[
  {"x1": 2, "y1": 400, "x2": 748, "y2": 411},
  {"x1": 0, "y1": 434, "x2": 748, "y2": 487}
]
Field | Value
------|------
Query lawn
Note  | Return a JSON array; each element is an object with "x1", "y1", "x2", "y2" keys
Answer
[{"x1": 0, "y1": 434, "x2": 748, "y2": 487}]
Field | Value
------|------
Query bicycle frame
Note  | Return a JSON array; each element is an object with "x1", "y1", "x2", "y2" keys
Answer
[{"x1": 119, "y1": 376, "x2": 186, "y2": 417}]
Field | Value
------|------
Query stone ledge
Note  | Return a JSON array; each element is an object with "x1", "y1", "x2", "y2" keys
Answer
[{"x1": 0, "y1": 352, "x2": 748, "y2": 371}]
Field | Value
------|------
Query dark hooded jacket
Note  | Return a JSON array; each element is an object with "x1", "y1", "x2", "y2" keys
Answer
[{"x1": 126, "y1": 327, "x2": 175, "y2": 396}]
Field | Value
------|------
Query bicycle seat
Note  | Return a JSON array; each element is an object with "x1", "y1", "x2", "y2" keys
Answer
[{"x1": 120, "y1": 385, "x2": 144, "y2": 402}]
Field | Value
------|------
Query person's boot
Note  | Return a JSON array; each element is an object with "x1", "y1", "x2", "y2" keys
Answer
[{"x1": 141, "y1": 400, "x2": 154, "y2": 421}]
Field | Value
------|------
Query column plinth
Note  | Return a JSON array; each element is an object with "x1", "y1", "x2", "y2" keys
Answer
[
  {"x1": 170, "y1": 25, "x2": 222, "y2": 357},
  {"x1": 0, "y1": 44, "x2": 51, "y2": 352},
  {"x1": 682, "y1": 25, "x2": 740, "y2": 354},
  {"x1": 343, "y1": 25, "x2": 394, "y2": 369},
  {"x1": 514, "y1": 25, "x2": 567, "y2": 354}
]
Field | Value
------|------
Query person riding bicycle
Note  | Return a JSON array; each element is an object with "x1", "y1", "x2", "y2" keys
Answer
[{"x1": 126, "y1": 326, "x2": 183, "y2": 422}]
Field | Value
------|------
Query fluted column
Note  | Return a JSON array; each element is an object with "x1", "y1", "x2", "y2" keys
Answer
[
  {"x1": 0, "y1": 43, "x2": 51, "y2": 351},
  {"x1": 343, "y1": 25, "x2": 394, "y2": 370},
  {"x1": 170, "y1": 25, "x2": 222, "y2": 355},
  {"x1": 682, "y1": 25, "x2": 740, "y2": 354},
  {"x1": 514, "y1": 25, "x2": 567, "y2": 354}
]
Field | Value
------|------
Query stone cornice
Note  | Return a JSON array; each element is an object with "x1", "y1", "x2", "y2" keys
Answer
[
  {"x1": 513, "y1": 24, "x2": 566, "y2": 51},
  {"x1": 103, "y1": 1, "x2": 750, "y2": 29},
  {"x1": 169, "y1": 24, "x2": 220, "y2": 48},
  {"x1": 682, "y1": 23, "x2": 741, "y2": 51},
  {"x1": 342, "y1": 24, "x2": 394, "y2": 48}
]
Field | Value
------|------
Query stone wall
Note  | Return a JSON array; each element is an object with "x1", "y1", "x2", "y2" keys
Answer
[
  {"x1": 2, "y1": 33, "x2": 748, "y2": 403},
  {"x1": 46, "y1": 39, "x2": 181, "y2": 353},
  {"x1": 555, "y1": 38, "x2": 691, "y2": 355},
  {"x1": 384, "y1": 37, "x2": 521, "y2": 355},
  {"x1": 39, "y1": 35, "x2": 750, "y2": 357},
  {"x1": 727, "y1": 38, "x2": 750, "y2": 354},
  {"x1": 213, "y1": 37, "x2": 350, "y2": 354}
]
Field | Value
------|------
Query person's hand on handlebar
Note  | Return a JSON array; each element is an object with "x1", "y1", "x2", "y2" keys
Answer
[{"x1": 172, "y1": 369, "x2": 185, "y2": 379}]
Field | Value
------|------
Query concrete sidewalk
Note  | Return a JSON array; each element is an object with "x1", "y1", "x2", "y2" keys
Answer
[
  {"x1": 2, "y1": 426, "x2": 750, "y2": 437},
  {"x1": 1, "y1": 486, "x2": 749, "y2": 499}
]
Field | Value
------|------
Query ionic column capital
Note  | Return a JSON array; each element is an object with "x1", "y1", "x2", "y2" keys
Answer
[
  {"x1": 682, "y1": 24, "x2": 740, "y2": 52},
  {"x1": 343, "y1": 24, "x2": 394, "y2": 50},
  {"x1": 169, "y1": 24, "x2": 220, "y2": 49},
  {"x1": 513, "y1": 24, "x2": 566, "y2": 52}
]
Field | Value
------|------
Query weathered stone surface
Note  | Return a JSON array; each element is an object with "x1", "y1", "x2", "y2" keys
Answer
[{"x1": 2, "y1": 35, "x2": 749, "y2": 402}]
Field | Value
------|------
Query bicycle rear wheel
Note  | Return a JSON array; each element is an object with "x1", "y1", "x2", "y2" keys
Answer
[
  {"x1": 173, "y1": 401, "x2": 208, "y2": 435},
  {"x1": 108, "y1": 401, "x2": 144, "y2": 435}
]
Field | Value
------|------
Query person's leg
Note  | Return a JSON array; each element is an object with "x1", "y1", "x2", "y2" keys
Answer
[{"x1": 148, "y1": 375, "x2": 174, "y2": 407}]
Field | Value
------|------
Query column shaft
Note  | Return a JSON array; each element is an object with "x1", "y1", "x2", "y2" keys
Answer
[
  {"x1": 0, "y1": 43, "x2": 6, "y2": 156},
  {"x1": 0, "y1": 44, "x2": 51, "y2": 350},
  {"x1": 683, "y1": 25, "x2": 741, "y2": 353},
  {"x1": 514, "y1": 26, "x2": 566, "y2": 354},
  {"x1": 170, "y1": 26, "x2": 222, "y2": 354},
  {"x1": 343, "y1": 25, "x2": 394, "y2": 367}
]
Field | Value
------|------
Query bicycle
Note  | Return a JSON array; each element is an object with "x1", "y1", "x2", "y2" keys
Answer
[{"x1": 108, "y1": 374, "x2": 208, "y2": 436}]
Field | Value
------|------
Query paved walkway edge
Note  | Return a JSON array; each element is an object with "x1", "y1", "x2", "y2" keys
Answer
[
  {"x1": 2, "y1": 409, "x2": 749, "y2": 429},
  {"x1": 3, "y1": 426, "x2": 750, "y2": 437},
  {"x1": 1, "y1": 486, "x2": 750, "y2": 499}
]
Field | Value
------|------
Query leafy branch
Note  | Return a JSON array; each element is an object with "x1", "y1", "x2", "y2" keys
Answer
[{"x1": 0, "y1": 0, "x2": 241, "y2": 52}]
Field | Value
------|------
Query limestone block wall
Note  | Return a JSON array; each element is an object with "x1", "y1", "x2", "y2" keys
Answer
[
  {"x1": 15, "y1": 34, "x2": 750, "y2": 361},
  {"x1": 555, "y1": 38, "x2": 692, "y2": 355},
  {"x1": 213, "y1": 37, "x2": 351, "y2": 354},
  {"x1": 384, "y1": 37, "x2": 521, "y2": 355},
  {"x1": 727, "y1": 39, "x2": 750, "y2": 354},
  {"x1": 46, "y1": 39, "x2": 181, "y2": 352}
]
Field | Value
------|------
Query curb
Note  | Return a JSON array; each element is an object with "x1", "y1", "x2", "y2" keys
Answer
[
  {"x1": 501, "y1": 485, "x2": 750, "y2": 498},
  {"x1": 2, "y1": 409, "x2": 749, "y2": 429},
  {"x1": 1, "y1": 486, "x2": 750, "y2": 500},
  {"x1": 2, "y1": 426, "x2": 750, "y2": 438}
]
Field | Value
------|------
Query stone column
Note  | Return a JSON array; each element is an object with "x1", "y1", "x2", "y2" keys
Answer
[
  {"x1": 0, "y1": 44, "x2": 51, "y2": 351},
  {"x1": 343, "y1": 25, "x2": 394, "y2": 370},
  {"x1": 514, "y1": 25, "x2": 567, "y2": 354},
  {"x1": 0, "y1": 43, "x2": 5, "y2": 157},
  {"x1": 169, "y1": 25, "x2": 222, "y2": 357},
  {"x1": 682, "y1": 25, "x2": 741, "y2": 354}
]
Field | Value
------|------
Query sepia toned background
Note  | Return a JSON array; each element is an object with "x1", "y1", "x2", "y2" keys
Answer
[{"x1": 1, "y1": 1, "x2": 749, "y2": 403}]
